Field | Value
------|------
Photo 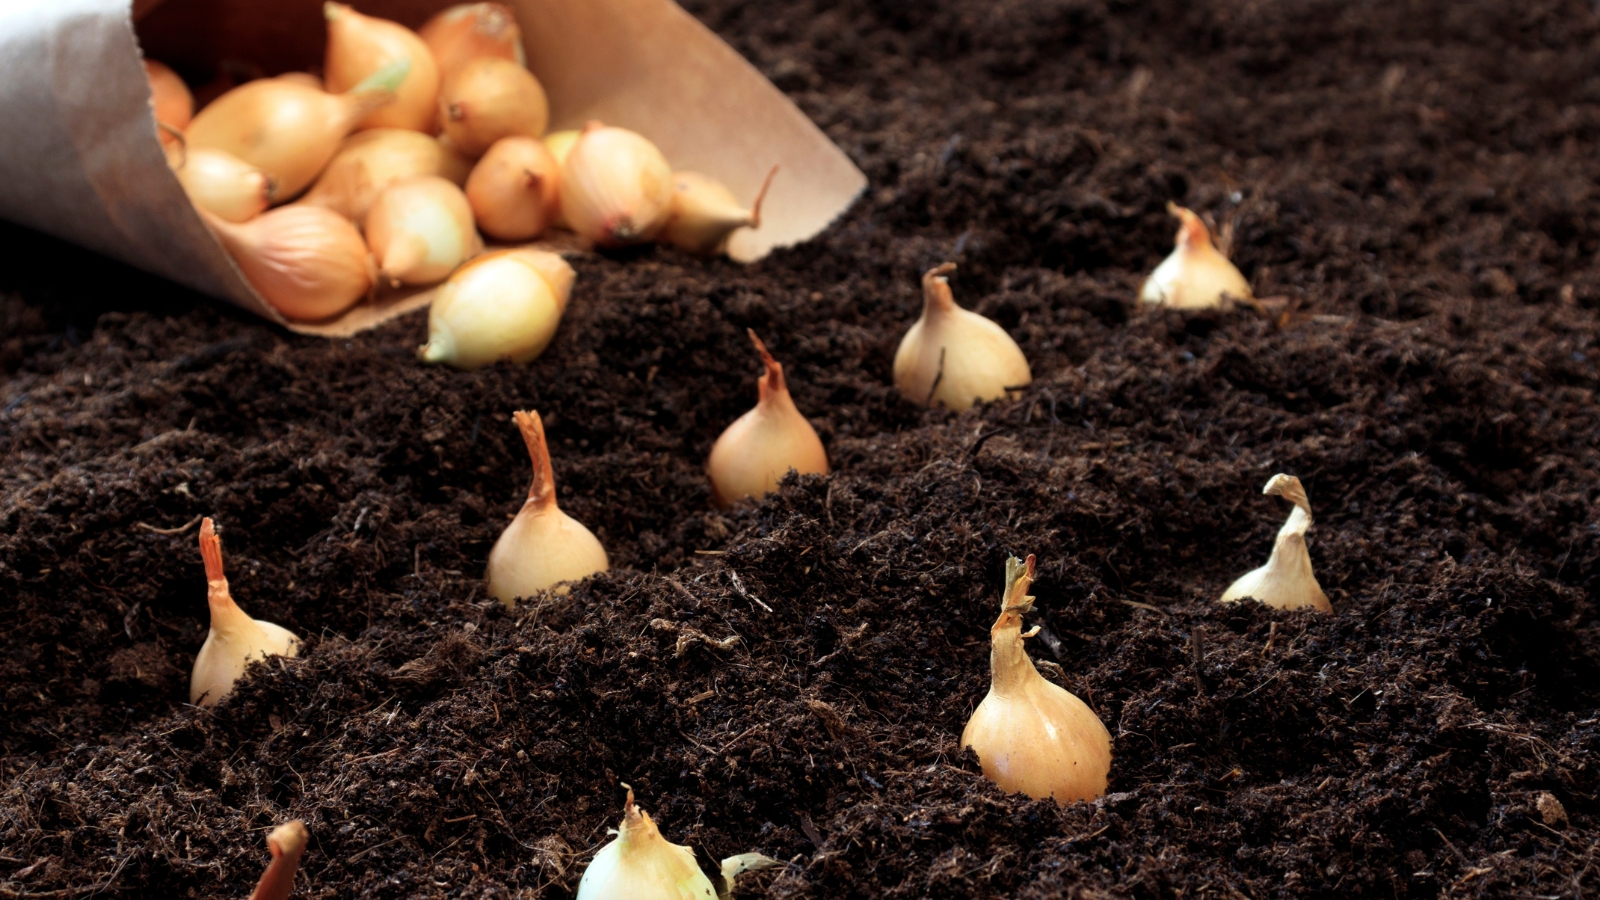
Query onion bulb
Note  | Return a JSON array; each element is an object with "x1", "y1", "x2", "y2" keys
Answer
[
  {"x1": 419, "y1": 3, "x2": 526, "y2": 83},
  {"x1": 486, "y1": 410, "x2": 608, "y2": 604},
  {"x1": 173, "y1": 146, "x2": 277, "y2": 223},
  {"x1": 894, "y1": 263, "x2": 1031, "y2": 411},
  {"x1": 465, "y1": 136, "x2": 561, "y2": 240},
  {"x1": 543, "y1": 129, "x2": 580, "y2": 165},
  {"x1": 275, "y1": 72, "x2": 325, "y2": 91},
  {"x1": 1220, "y1": 474, "x2": 1332, "y2": 612},
  {"x1": 961, "y1": 555, "x2": 1112, "y2": 803},
  {"x1": 323, "y1": 2, "x2": 439, "y2": 132},
  {"x1": 298, "y1": 128, "x2": 472, "y2": 223},
  {"x1": 419, "y1": 248, "x2": 573, "y2": 369},
  {"x1": 559, "y1": 121, "x2": 673, "y2": 247},
  {"x1": 438, "y1": 57, "x2": 549, "y2": 158},
  {"x1": 202, "y1": 205, "x2": 376, "y2": 321},
  {"x1": 707, "y1": 330, "x2": 829, "y2": 508},
  {"x1": 365, "y1": 176, "x2": 480, "y2": 286},
  {"x1": 247, "y1": 821, "x2": 308, "y2": 900},
  {"x1": 662, "y1": 166, "x2": 775, "y2": 256},
  {"x1": 1139, "y1": 203, "x2": 1252, "y2": 309},
  {"x1": 576, "y1": 785, "x2": 778, "y2": 900},
  {"x1": 187, "y1": 60, "x2": 410, "y2": 198},
  {"x1": 190, "y1": 518, "x2": 299, "y2": 707},
  {"x1": 144, "y1": 59, "x2": 192, "y2": 147}
]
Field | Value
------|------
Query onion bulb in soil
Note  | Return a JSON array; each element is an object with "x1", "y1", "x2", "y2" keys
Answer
[
  {"x1": 298, "y1": 128, "x2": 472, "y2": 223},
  {"x1": 190, "y1": 518, "x2": 299, "y2": 707},
  {"x1": 186, "y1": 60, "x2": 409, "y2": 198},
  {"x1": 707, "y1": 330, "x2": 828, "y2": 508},
  {"x1": 144, "y1": 59, "x2": 192, "y2": 145},
  {"x1": 486, "y1": 410, "x2": 608, "y2": 604},
  {"x1": 1139, "y1": 202, "x2": 1252, "y2": 310},
  {"x1": 323, "y1": 2, "x2": 439, "y2": 132},
  {"x1": 202, "y1": 205, "x2": 376, "y2": 322},
  {"x1": 365, "y1": 176, "x2": 480, "y2": 286},
  {"x1": 661, "y1": 166, "x2": 775, "y2": 256},
  {"x1": 559, "y1": 121, "x2": 673, "y2": 247},
  {"x1": 420, "y1": 3, "x2": 526, "y2": 83},
  {"x1": 438, "y1": 57, "x2": 549, "y2": 158},
  {"x1": 576, "y1": 784, "x2": 778, "y2": 900},
  {"x1": 1220, "y1": 474, "x2": 1332, "y2": 612},
  {"x1": 961, "y1": 554, "x2": 1112, "y2": 802},
  {"x1": 465, "y1": 136, "x2": 561, "y2": 241},
  {"x1": 172, "y1": 145, "x2": 277, "y2": 223},
  {"x1": 419, "y1": 248, "x2": 573, "y2": 369},
  {"x1": 247, "y1": 821, "x2": 308, "y2": 900},
  {"x1": 894, "y1": 262, "x2": 1032, "y2": 411}
]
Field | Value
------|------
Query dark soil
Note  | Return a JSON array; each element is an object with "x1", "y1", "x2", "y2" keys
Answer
[{"x1": 3, "y1": 0, "x2": 1600, "y2": 896}]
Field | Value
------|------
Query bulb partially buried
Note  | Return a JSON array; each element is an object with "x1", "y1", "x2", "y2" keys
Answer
[
  {"x1": 961, "y1": 555, "x2": 1112, "y2": 803},
  {"x1": 1139, "y1": 203, "x2": 1253, "y2": 310},
  {"x1": 1220, "y1": 474, "x2": 1332, "y2": 612},
  {"x1": 323, "y1": 2, "x2": 440, "y2": 132},
  {"x1": 190, "y1": 518, "x2": 299, "y2": 706},
  {"x1": 419, "y1": 248, "x2": 573, "y2": 369},
  {"x1": 894, "y1": 263, "x2": 1032, "y2": 411},
  {"x1": 365, "y1": 176, "x2": 480, "y2": 286},
  {"x1": 247, "y1": 821, "x2": 309, "y2": 900},
  {"x1": 661, "y1": 167, "x2": 776, "y2": 256},
  {"x1": 486, "y1": 410, "x2": 609, "y2": 605},
  {"x1": 576, "y1": 784, "x2": 778, "y2": 900},
  {"x1": 707, "y1": 330, "x2": 829, "y2": 508}
]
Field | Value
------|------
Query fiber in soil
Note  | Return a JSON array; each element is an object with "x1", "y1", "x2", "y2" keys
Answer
[{"x1": 2, "y1": 0, "x2": 1599, "y2": 896}]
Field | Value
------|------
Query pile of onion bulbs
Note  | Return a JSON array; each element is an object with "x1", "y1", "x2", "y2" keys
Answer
[{"x1": 148, "y1": 1, "x2": 772, "y2": 334}]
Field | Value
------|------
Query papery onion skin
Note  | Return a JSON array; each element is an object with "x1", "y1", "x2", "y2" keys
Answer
[
  {"x1": 893, "y1": 263, "x2": 1032, "y2": 411},
  {"x1": 323, "y1": 2, "x2": 440, "y2": 132},
  {"x1": 189, "y1": 518, "x2": 299, "y2": 707},
  {"x1": 365, "y1": 176, "x2": 479, "y2": 286},
  {"x1": 1220, "y1": 474, "x2": 1332, "y2": 612},
  {"x1": 559, "y1": 122, "x2": 673, "y2": 246},
  {"x1": 466, "y1": 136, "x2": 561, "y2": 241},
  {"x1": 1138, "y1": 203, "x2": 1253, "y2": 310},
  {"x1": 439, "y1": 57, "x2": 549, "y2": 158},
  {"x1": 419, "y1": 249, "x2": 573, "y2": 369},
  {"x1": 144, "y1": 59, "x2": 193, "y2": 136},
  {"x1": 575, "y1": 785, "x2": 720, "y2": 900},
  {"x1": 420, "y1": 3, "x2": 526, "y2": 83},
  {"x1": 175, "y1": 147, "x2": 277, "y2": 223},
  {"x1": 961, "y1": 555, "x2": 1112, "y2": 803},
  {"x1": 299, "y1": 128, "x2": 472, "y2": 223},
  {"x1": 187, "y1": 61, "x2": 408, "y2": 198},
  {"x1": 661, "y1": 166, "x2": 774, "y2": 256},
  {"x1": 202, "y1": 206, "x2": 375, "y2": 322},
  {"x1": 707, "y1": 330, "x2": 829, "y2": 508},
  {"x1": 485, "y1": 410, "x2": 609, "y2": 605}
]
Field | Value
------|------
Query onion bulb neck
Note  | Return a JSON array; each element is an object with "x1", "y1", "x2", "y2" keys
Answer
[
  {"x1": 988, "y1": 554, "x2": 1043, "y2": 695},
  {"x1": 515, "y1": 408, "x2": 558, "y2": 514},
  {"x1": 247, "y1": 821, "x2": 309, "y2": 900}
]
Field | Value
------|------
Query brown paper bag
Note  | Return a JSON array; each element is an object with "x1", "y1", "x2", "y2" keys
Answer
[{"x1": 0, "y1": 0, "x2": 865, "y2": 336}]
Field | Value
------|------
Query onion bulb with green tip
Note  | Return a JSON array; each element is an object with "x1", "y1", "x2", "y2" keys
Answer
[
  {"x1": 420, "y1": 3, "x2": 527, "y2": 83},
  {"x1": 961, "y1": 555, "x2": 1112, "y2": 802},
  {"x1": 894, "y1": 263, "x2": 1031, "y2": 410},
  {"x1": 707, "y1": 330, "x2": 829, "y2": 508},
  {"x1": 576, "y1": 785, "x2": 779, "y2": 900},
  {"x1": 466, "y1": 136, "x2": 561, "y2": 240},
  {"x1": 187, "y1": 60, "x2": 408, "y2": 198},
  {"x1": 190, "y1": 518, "x2": 299, "y2": 706},
  {"x1": 1220, "y1": 474, "x2": 1332, "y2": 612},
  {"x1": 559, "y1": 121, "x2": 673, "y2": 246},
  {"x1": 418, "y1": 248, "x2": 573, "y2": 369},
  {"x1": 298, "y1": 128, "x2": 472, "y2": 223},
  {"x1": 323, "y1": 2, "x2": 439, "y2": 132},
  {"x1": 1139, "y1": 203, "x2": 1252, "y2": 310},
  {"x1": 486, "y1": 410, "x2": 608, "y2": 604},
  {"x1": 661, "y1": 166, "x2": 775, "y2": 256},
  {"x1": 365, "y1": 176, "x2": 480, "y2": 286},
  {"x1": 173, "y1": 146, "x2": 277, "y2": 223}
]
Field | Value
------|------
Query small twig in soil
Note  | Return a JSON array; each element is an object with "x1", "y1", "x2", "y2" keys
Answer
[{"x1": 134, "y1": 515, "x2": 203, "y2": 535}]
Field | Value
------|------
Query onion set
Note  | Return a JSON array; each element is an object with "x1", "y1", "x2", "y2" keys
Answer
[
  {"x1": 576, "y1": 785, "x2": 778, "y2": 900},
  {"x1": 323, "y1": 2, "x2": 440, "y2": 132},
  {"x1": 420, "y1": 3, "x2": 527, "y2": 83},
  {"x1": 419, "y1": 248, "x2": 573, "y2": 369},
  {"x1": 465, "y1": 136, "x2": 562, "y2": 240},
  {"x1": 1139, "y1": 203, "x2": 1252, "y2": 310},
  {"x1": 707, "y1": 330, "x2": 829, "y2": 507},
  {"x1": 438, "y1": 57, "x2": 550, "y2": 158},
  {"x1": 894, "y1": 263, "x2": 1032, "y2": 410},
  {"x1": 144, "y1": 59, "x2": 192, "y2": 146},
  {"x1": 486, "y1": 410, "x2": 609, "y2": 604},
  {"x1": 247, "y1": 821, "x2": 309, "y2": 900},
  {"x1": 1220, "y1": 474, "x2": 1332, "y2": 612},
  {"x1": 559, "y1": 121, "x2": 674, "y2": 247},
  {"x1": 298, "y1": 128, "x2": 472, "y2": 223},
  {"x1": 365, "y1": 176, "x2": 480, "y2": 286},
  {"x1": 173, "y1": 146, "x2": 277, "y2": 223},
  {"x1": 203, "y1": 205, "x2": 376, "y2": 321},
  {"x1": 961, "y1": 555, "x2": 1112, "y2": 802},
  {"x1": 662, "y1": 166, "x2": 775, "y2": 256},
  {"x1": 190, "y1": 518, "x2": 299, "y2": 707}
]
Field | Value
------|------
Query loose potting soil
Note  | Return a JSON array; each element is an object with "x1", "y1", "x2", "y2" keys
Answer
[{"x1": 2, "y1": 0, "x2": 1599, "y2": 896}]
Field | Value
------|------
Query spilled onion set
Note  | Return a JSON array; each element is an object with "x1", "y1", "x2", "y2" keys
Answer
[{"x1": 141, "y1": 4, "x2": 1307, "y2": 897}]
